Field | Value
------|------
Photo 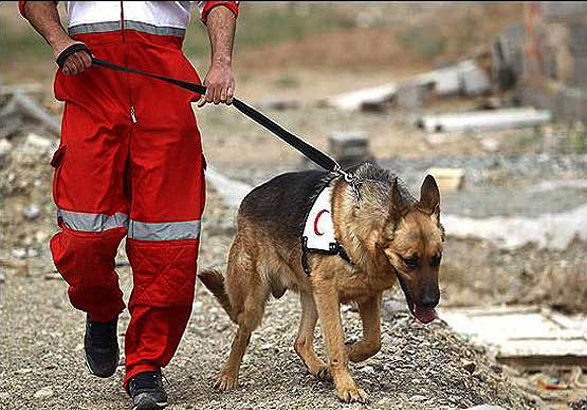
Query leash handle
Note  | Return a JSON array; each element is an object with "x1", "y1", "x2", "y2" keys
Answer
[{"x1": 91, "y1": 57, "x2": 346, "y2": 175}]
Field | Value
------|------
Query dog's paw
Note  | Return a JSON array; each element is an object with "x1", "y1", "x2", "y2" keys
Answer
[
  {"x1": 214, "y1": 373, "x2": 238, "y2": 391},
  {"x1": 315, "y1": 366, "x2": 332, "y2": 381},
  {"x1": 336, "y1": 385, "x2": 369, "y2": 403}
]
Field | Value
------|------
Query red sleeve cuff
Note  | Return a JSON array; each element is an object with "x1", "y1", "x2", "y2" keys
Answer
[
  {"x1": 200, "y1": 1, "x2": 239, "y2": 25},
  {"x1": 18, "y1": 1, "x2": 58, "y2": 19},
  {"x1": 18, "y1": 0, "x2": 28, "y2": 18}
]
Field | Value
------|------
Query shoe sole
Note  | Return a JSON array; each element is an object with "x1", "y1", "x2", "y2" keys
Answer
[
  {"x1": 132, "y1": 401, "x2": 167, "y2": 410},
  {"x1": 84, "y1": 354, "x2": 118, "y2": 378}
]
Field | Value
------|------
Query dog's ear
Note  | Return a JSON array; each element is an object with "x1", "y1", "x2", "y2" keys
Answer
[
  {"x1": 389, "y1": 178, "x2": 410, "y2": 218},
  {"x1": 418, "y1": 175, "x2": 440, "y2": 215}
]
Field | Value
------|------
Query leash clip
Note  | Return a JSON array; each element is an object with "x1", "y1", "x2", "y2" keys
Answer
[
  {"x1": 333, "y1": 165, "x2": 362, "y2": 203},
  {"x1": 333, "y1": 165, "x2": 355, "y2": 185}
]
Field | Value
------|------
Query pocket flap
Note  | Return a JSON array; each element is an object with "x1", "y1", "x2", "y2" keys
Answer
[{"x1": 51, "y1": 145, "x2": 66, "y2": 168}]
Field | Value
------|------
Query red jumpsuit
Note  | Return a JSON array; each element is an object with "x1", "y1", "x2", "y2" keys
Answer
[{"x1": 19, "y1": 1, "x2": 239, "y2": 386}]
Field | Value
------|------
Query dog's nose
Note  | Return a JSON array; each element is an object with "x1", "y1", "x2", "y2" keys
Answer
[{"x1": 421, "y1": 293, "x2": 439, "y2": 309}]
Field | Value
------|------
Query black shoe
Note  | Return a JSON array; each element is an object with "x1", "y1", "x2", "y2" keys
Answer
[
  {"x1": 126, "y1": 371, "x2": 168, "y2": 410},
  {"x1": 84, "y1": 315, "x2": 119, "y2": 378}
]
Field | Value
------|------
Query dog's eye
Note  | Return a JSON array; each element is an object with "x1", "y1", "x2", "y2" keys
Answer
[
  {"x1": 430, "y1": 253, "x2": 442, "y2": 267},
  {"x1": 403, "y1": 255, "x2": 419, "y2": 269}
]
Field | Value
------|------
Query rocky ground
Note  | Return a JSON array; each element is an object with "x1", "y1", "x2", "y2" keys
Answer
[
  {"x1": 1, "y1": 126, "x2": 586, "y2": 409},
  {"x1": 1, "y1": 189, "x2": 542, "y2": 410}
]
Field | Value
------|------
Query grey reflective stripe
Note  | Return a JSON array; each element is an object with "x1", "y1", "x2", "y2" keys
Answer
[
  {"x1": 128, "y1": 220, "x2": 201, "y2": 241},
  {"x1": 57, "y1": 209, "x2": 129, "y2": 232},
  {"x1": 69, "y1": 20, "x2": 186, "y2": 37}
]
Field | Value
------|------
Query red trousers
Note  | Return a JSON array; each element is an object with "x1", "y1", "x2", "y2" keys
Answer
[{"x1": 49, "y1": 30, "x2": 205, "y2": 385}]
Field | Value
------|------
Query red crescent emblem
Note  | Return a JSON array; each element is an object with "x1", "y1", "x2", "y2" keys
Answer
[{"x1": 314, "y1": 209, "x2": 330, "y2": 236}]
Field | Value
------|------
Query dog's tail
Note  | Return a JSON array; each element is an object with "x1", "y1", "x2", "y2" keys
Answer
[{"x1": 198, "y1": 269, "x2": 237, "y2": 323}]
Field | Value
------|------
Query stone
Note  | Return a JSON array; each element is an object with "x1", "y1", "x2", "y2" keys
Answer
[
  {"x1": 33, "y1": 387, "x2": 54, "y2": 400},
  {"x1": 23, "y1": 204, "x2": 41, "y2": 220},
  {"x1": 11, "y1": 248, "x2": 27, "y2": 259},
  {"x1": 462, "y1": 359, "x2": 477, "y2": 374}
]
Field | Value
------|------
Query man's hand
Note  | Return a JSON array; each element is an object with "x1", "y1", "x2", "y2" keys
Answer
[
  {"x1": 198, "y1": 5, "x2": 237, "y2": 107},
  {"x1": 198, "y1": 61, "x2": 235, "y2": 106},
  {"x1": 23, "y1": 2, "x2": 91, "y2": 75},
  {"x1": 54, "y1": 40, "x2": 92, "y2": 76}
]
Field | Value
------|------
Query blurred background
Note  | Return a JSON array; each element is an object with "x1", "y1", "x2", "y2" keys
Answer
[{"x1": 1, "y1": 2, "x2": 586, "y2": 409}]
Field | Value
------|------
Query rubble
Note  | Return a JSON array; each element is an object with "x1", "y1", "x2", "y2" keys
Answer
[
  {"x1": 417, "y1": 107, "x2": 552, "y2": 133},
  {"x1": 323, "y1": 83, "x2": 397, "y2": 111},
  {"x1": 425, "y1": 167, "x2": 465, "y2": 193}
]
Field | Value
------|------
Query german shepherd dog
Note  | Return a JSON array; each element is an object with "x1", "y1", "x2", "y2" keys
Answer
[{"x1": 199, "y1": 162, "x2": 444, "y2": 402}]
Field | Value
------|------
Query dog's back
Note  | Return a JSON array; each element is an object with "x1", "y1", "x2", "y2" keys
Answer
[{"x1": 238, "y1": 170, "x2": 330, "y2": 243}]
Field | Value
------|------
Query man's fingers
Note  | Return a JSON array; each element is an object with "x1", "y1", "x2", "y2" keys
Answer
[
  {"x1": 65, "y1": 59, "x2": 78, "y2": 75},
  {"x1": 213, "y1": 85, "x2": 222, "y2": 105},
  {"x1": 207, "y1": 87, "x2": 217, "y2": 104},
  {"x1": 80, "y1": 51, "x2": 93, "y2": 68},
  {"x1": 219, "y1": 86, "x2": 227, "y2": 104},
  {"x1": 62, "y1": 51, "x2": 92, "y2": 75},
  {"x1": 226, "y1": 84, "x2": 235, "y2": 105},
  {"x1": 72, "y1": 54, "x2": 85, "y2": 73}
]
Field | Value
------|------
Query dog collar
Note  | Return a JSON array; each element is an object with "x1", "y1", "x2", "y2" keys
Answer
[{"x1": 301, "y1": 179, "x2": 354, "y2": 275}]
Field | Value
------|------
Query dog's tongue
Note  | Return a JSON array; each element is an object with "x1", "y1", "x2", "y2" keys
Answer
[{"x1": 414, "y1": 304, "x2": 437, "y2": 324}]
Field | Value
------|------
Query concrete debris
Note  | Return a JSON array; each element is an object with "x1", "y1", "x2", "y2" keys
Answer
[
  {"x1": 328, "y1": 131, "x2": 373, "y2": 168},
  {"x1": 11, "y1": 248, "x2": 27, "y2": 260},
  {"x1": 205, "y1": 166, "x2": 252, "y2": 208},
  {"x1": 417, "y1": 108, "x2": 552, "y2": 133},
  {"x1": 20, "y1": 133, "x2": 55, "y2": 155},
  {"x1": 441, "y1": 306, "x2": 587, "y2": 369},
  {"x1": 396, "y1": 81, "x2": 434, "y2": 109},
  {"x1": 416, "y1": 59, "x2": 491, "y2": 97},
  {"x1": 23, "y1": 204, "x2": 41, "y2": 220},
  {"x1": 425, "y1": 168, "x2": 465, "y2": 193},
  {"x1": 480, "y1": 137, "x2": 500, "y2": 152},
  {"x1": 1, "y1": 91, "x2": 60, "y2": 137},
  {"x1": 442, "y1": 202, "x2": 587, "y2": 250},
  {"x1": 324, "y1": 83, "x2": 397, "y2": 111}
]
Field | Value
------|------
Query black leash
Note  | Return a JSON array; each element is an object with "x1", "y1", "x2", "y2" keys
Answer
[{"x1": 57, "y1": 44, "x2": 353, "y2": 179}]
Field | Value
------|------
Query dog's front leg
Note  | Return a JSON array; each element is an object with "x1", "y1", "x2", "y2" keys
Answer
[
  {"x1": 347, "y1": 293, "x2": 382, "y2": 363},
  {"x1": 312, "y1": 273, "x2": 368, "y2": 403}
]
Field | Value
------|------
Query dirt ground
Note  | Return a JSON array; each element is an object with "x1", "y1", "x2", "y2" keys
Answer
[{"x1": 1, "y1": 190, "x2": 542, "y2": 410}]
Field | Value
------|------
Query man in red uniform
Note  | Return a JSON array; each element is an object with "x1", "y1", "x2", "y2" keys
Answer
[{"x1": 20, "y1": 2, "x2": 238, "y2": 409}]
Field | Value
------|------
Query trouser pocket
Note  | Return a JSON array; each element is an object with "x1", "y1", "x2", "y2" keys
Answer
[{"x1": 51, "y1": 145, "x2": 66, "y2": 205}]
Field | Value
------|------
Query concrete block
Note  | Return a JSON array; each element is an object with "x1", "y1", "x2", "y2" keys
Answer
[
  {"x1": 328, "y1": 132, "x2": 372, "y2": 168},
  {"x1": 425, "y1": 168, "x2": 465, "y2": 193},
  {"x1": 396, "y1": 81, "x2": 433, "y2": 109}
]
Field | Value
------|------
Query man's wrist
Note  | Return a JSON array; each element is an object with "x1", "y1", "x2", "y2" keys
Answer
[{"x1": 211, "y1": 56, "x2": 232, "y2": 67}]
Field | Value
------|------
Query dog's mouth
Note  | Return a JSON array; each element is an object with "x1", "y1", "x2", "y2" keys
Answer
[
  {"x1": 395, "y1": 273, "x2": 437, "y2": 324},
  {"x1": 412, "y1": 303, "x2": 437, "y2": 324}
]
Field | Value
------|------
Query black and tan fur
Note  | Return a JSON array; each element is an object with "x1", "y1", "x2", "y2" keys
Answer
[{"x1": 199, "y1": 162, "x2": 444, "y2": 402}]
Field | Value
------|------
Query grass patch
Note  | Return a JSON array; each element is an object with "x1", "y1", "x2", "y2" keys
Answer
[
  {"x1": 184, "y1": 3, "x2": 354, "y2": 60},
  {"x1": 397, "y1": 27, "x2": 447, "y2": 61}
]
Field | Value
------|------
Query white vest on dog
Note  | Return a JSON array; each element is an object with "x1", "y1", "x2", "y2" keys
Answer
[{"x1": 303, "y1": 184, "x2": 337, "y2": 252}]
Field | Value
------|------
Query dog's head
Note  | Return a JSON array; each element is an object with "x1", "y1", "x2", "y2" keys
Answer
[
  {"x1": 380, "y1": 175, "x2": 443, "y2": 323},
  {"x1": 347, "y1": 164, "x2": 444, "y2": 323}
]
